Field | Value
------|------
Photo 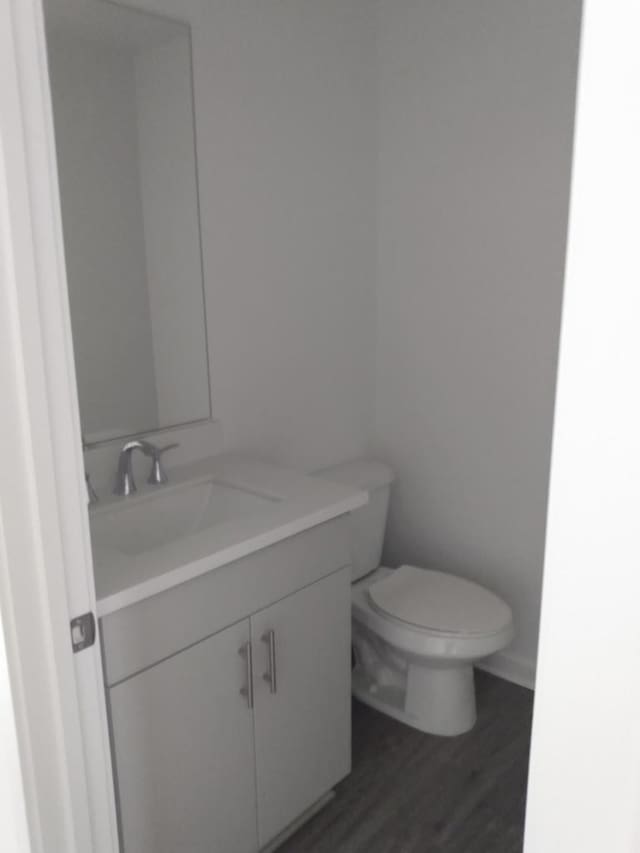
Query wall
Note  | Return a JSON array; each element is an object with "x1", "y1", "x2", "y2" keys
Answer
[
  {"x1": 47, "y1": 33, "x2": 159, "y2": 438},
  {"x1": 191, "y1": 0, "x2": 378, "y2": 471},
  {"x1": 374, "y1": 0, "x2": 582, "y2": 683}
]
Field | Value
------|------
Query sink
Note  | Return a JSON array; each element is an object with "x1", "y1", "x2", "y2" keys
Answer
[{"x1": 90, "y1": 478, "x2": 280, "y2": 556}]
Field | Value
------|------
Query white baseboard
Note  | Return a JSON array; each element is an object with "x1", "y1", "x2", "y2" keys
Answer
[{"x1": 477, "y1": 651, "x2": 536, "y2": 691}]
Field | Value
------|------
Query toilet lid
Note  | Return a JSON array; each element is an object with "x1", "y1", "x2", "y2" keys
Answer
[{"x1": 368, "y1": 565, "x2": 512, "y2": 636}]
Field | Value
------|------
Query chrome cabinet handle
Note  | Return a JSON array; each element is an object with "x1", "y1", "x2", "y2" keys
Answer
[
  {"x1": 261, "y1": 630, "x2": 277, "y2": 694},
  {"x1": 239, "y1": 641, "x2": 254, "y2": 709}
]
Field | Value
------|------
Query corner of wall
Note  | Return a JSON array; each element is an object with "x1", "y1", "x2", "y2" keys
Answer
[{"x1": 478, "y1": 651, "x2": 537, "y2": 692}]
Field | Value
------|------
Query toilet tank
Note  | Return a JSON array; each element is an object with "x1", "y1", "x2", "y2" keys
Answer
[{"x1": 317, "y1": 459, "x2": 394, "y2": 582}]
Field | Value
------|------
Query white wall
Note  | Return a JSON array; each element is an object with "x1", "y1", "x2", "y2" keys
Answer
[
  {"x1": 374, "y1": 0, "x2": 582, "y2": 683},
  {"x1": 47, "y1": 33, "x2": 159, "y2": 438},
  {"x1": 192, "y1": 0, "x2": 377, "y2": 471},
  {"x1": 135, "y1": 32, "x2": 210, "y2": 428}
]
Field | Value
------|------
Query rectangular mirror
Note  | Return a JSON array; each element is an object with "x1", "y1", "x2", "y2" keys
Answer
[{"x1": 44, "y1": 0, "x2": 211, "y2": 446}]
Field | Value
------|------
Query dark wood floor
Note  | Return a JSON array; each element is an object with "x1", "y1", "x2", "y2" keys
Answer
[{"x1": 278, "y1": 672, "x2": 533, "y2": 853}]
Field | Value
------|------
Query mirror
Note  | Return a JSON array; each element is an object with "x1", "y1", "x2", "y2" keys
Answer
[{"x1": 44, "y1": 0, "x2": 211, "y2": 446}]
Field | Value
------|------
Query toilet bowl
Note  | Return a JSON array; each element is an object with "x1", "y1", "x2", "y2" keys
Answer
[
  {"x1": 319, "y1": 460, "x2": 514, "y2": 736},
  {"x1": 352, "y1": 565, "x2": 513, "y2": 735}
]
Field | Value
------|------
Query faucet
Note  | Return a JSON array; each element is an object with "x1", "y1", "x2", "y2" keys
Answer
[{"x1": 114, "y1": 439, "x2": 179, "y2": 496}]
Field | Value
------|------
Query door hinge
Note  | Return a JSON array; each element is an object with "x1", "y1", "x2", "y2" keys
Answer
[{"x1": 70, "y1": 611, "x2": 96, "y2": 653}]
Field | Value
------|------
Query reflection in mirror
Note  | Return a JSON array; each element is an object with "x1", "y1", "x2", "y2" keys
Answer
[{"x1": 44, "y1": 0, "x2": 211, "y2": 445}]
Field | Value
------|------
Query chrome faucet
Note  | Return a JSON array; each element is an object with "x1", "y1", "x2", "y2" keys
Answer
[{"x1": 114, "y1": 439, "x2": 179, "y2": 496}]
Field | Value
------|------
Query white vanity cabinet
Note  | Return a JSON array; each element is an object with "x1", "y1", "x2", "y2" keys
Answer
[
  {"x1": 101, "y1": 518, "x2": 352, "y2": 853},
  {"x1": 251, "y1": 567, "x2": 350, "y2": 847},
  {"x1": 108, "y1": 618, "x2": 258, "y2": 853}
]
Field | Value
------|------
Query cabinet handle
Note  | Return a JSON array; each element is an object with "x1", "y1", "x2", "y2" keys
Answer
[
  {"x1": 239, "y1": 641, "x2": 254, "y2": 709},
  {"x1": 261, "y1": 630, "x2": 277, "y2": 694}
]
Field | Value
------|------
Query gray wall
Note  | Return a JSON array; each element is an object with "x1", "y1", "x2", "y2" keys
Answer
[
  {"x1": 192, "y1": 0, "x2": 378, "y2": 471},
  {"x1": 374, "y1": 0, "x2": 582, "y2": 680}
]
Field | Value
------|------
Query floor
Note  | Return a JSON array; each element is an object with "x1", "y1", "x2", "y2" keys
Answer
[{"x1": 278, "y1": 672, "x2": 533, "y2": 853}]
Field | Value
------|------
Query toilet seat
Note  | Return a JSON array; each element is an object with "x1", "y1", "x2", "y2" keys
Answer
[
  {"x1": 352, "y1": 567, "x2": 514, "y2": 663},
  {"x1": 368, "y1": 564, "x2": 512, "y2": 638}
]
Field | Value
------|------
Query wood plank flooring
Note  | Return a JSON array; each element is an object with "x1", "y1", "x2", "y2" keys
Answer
[{"x1": 278, "y1": 672, "x2": 533, "y2": 853}]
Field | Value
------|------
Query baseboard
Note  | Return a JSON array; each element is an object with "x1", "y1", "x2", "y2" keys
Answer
[{"x1": 477, "y1": 651, "x2": 536, "y2": 691}]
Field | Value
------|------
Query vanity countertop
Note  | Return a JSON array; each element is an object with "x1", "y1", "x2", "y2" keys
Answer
[{"x1": 91, "y1": 454, "x2": 366, "y2": 617}]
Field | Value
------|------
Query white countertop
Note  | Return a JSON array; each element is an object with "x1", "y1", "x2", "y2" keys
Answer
[{"x1": 91, "y1": 454, "x2": 366, "y2": 616}]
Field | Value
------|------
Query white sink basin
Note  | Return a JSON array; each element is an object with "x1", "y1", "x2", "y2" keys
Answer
[{"x1": 90, "y1": 477, "x2": 280, "y2": 557}]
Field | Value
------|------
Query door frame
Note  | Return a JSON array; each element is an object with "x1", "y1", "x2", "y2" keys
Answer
[
  {"x1": 0, "y1": 601, "x2": 32, "y2": 853},
  {"x1": 0, "y1": 0, "x2": 118, "y2": 850},
  {"x1": 523, "y1": 1, "x2": 640, "y2": 850}
]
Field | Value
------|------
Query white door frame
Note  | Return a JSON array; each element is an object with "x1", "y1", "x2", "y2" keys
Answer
[
  {"x1": 0, "y1": 602, "x2": 32, "y2": 853},
  {"x1": 524, "y1": 1, "x2": 640, "y2": 849},
  {"x1": 0, "y1": 0, "x2": 118, "y2": 850}
]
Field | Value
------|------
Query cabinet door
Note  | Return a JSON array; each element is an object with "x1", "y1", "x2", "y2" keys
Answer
[
  {"x1": 108, "y1": 619, "x2": 258, "y2": 853},
  {"x1": 251, "y1": 568, "x2": 351, "y2": 847}
]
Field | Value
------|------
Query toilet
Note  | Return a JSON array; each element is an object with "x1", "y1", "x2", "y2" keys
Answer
[{"x1": 319, "y1": 459, "x2": 514, "y2": 737}]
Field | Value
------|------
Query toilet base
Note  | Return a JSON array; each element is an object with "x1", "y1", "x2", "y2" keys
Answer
[{"x1": 352, "y1": 659, "x2": 477, "y2": 737}]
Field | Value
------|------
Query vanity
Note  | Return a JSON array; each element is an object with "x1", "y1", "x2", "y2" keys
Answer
[{"x1": 92, "y1": 455, "x2": 366, "y2": 853}]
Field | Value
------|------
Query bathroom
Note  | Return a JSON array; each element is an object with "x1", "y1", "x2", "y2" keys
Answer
[{"x1": 0, "y1": 0, "x2": 595, "y2": 850}]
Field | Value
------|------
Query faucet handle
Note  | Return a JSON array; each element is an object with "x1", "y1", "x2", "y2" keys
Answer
[{"x1": 147, "y1": 442, "x2": 179, "y2": 485}]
